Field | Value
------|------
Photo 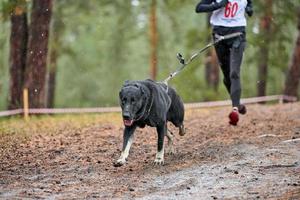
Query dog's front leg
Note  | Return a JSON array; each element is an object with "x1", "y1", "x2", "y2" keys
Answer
[
  {"x1": 154, "y1": 123, "x2": 166, "y2": 165},
  {"x1": 115, "y1": 126, "x2": 136, "y2": 167}
]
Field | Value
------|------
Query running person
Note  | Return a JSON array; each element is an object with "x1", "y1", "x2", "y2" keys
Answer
[{"x1": 195, "y1": 0, "x2": 253, "y2": 125}]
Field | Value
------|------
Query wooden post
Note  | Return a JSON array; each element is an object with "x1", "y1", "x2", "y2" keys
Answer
[
  {"x1": 23, "y1": 88, "x2": 29, "y2": 121},
  {"x1": 279, "y1": 95, "x2": 283, "y2": 104}
]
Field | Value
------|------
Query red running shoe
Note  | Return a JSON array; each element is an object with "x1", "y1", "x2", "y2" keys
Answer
[{"x1": 229, "y1": 108, "x2": 239, "y2": 126}]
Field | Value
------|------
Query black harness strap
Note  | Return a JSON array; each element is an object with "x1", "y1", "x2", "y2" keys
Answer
[{"x1": 134, "y1": 89, "x2": 154, "y2": 122}]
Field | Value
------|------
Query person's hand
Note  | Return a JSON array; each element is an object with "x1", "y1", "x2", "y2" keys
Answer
[
  {"x1": 218, "y1": 0, "x2": 229, "y2": 7},
  {"x1": 245, "y1": 5, "x2": 253, "y2": 17}
]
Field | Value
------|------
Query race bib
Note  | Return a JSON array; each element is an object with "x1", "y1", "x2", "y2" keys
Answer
[{"x1": 211, "y1": 0, "x2": 248, "y2": 27}]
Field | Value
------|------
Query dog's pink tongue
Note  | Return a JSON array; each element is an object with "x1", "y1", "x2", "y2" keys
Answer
[{"x1": 123, "y1": 119, "x2": 133, "y2": 126}]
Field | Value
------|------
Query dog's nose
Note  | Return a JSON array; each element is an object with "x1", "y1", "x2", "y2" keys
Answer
[{"x1": 122, "y1": 111, "x2": 130, "y2": 119}]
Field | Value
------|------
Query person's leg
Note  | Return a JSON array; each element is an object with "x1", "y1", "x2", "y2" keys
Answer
[
  {"x1": 214, "y1": 41, "x2": 231, "y2": 93},
  {"x1": 227, "y1": 38, "x2": 246, "y2": 125},
  {"x1": 229, "y1": 39, "x2": 246, "y2": 107}
]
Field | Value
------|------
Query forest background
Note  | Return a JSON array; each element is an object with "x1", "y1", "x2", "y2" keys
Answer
[{"x1": 0, "y1": 0, "x2": 299, "y2": 110}]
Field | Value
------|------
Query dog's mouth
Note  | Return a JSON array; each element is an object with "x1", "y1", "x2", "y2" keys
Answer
[{"x1": 123, "y1": 119, "x2": 134, "y2": 126}]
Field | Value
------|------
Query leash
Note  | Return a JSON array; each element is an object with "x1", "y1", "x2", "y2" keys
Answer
[{"x1": 163, "y1": 32, "x2": 243, "y2": 85}]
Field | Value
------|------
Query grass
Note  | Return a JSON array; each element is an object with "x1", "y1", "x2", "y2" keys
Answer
[
  {"x1": 0, "y1": 107, "x2": 219, "y2": 136},
  {"x1": 0, "y1": 113, "x2": 122, "y2": 136}
]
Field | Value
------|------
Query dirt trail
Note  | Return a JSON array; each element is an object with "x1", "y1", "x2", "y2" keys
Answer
[{"x1": 0, "y1": 103, "x2": 300, "y2": 199}]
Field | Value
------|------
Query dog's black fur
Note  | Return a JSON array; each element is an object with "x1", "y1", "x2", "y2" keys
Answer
[{"x1": 115, "y1": 79, "x2": 185, "y2": 166}]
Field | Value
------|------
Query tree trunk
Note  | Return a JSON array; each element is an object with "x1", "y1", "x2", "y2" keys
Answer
[
  {"x1": 205, "y1": 13, "x2": 219, "y2": 91},
  {"x1": 8, "y1": 4, "x2": 28, "y2": 109},
  {"x1": 46, "y1": 47, "x2": 57, "y2": 108},
  {"x1": 24, "y1": 0, "x2": 53, "y2": 108},
  {"x1": 205, "y1": 49, "x2": 219, "y2": 91},
  {"x1": 283, "y1": 8, "x2": 300, "y2": 101},
  {"x1": 257, "y1": 0, "x2": 273, "y2": 97},
  {"x1": 46, "y1": 2, "x2": 64, "y2": 108},
  {"x1": 149, "y1": 0, "x2": 158, "y2": 80}
]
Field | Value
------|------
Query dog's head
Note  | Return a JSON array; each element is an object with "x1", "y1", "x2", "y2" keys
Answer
[{"x1": 119, "y1": 81, "x2": 147, "y2": 127}]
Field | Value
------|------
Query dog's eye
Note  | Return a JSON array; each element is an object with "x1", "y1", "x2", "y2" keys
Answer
[
  {"x1": 123, "y1": 97, "x2": 127, "y2": 103},
  {"x1": 131, "y1": 98, "x2": 135, "y2": 103}
]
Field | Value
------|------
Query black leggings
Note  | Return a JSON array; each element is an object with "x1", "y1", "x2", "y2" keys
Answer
[{"x1": 214, "y1": 34, "x2": 245, "y2": 107}]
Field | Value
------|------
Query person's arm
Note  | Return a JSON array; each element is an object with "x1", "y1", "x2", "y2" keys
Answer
[
  {"x1": 195, "y1": 0, "x2": 228, "y2": 13},
  {"x1": 245, "y1": 0, "x2": 253, "y2": 17}
]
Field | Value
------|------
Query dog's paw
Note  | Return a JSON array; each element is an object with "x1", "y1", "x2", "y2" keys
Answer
[
  {"x1": 166, "y1": 146, "x2": 175, "y2": 155},
  {"x1": 113, "y1": 159, "x2": 126, "y2": 167},
  {"x1": 179, "y1": 124, "x2": 186, "y2": 136},
  {"x1": 153, "y1": 157, "x2": 164, "y2": 165}
]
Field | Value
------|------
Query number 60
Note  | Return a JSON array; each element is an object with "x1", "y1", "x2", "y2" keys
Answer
[{"x1": 224, "y1": 2, "x2": 238, "y2": 18}]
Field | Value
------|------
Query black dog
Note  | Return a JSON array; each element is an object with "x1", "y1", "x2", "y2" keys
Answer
[{"x1": 115, "y1": 79, "x2": 185, "y2": 166}]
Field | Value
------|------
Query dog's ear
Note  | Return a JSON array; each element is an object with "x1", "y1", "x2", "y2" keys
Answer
[
  {"x1": 140, "y1": 86, "x2": 148, "y2": 101},
  {"x1": 119, "y1": 90, "x2": 122, "y2": 98},
  {"x1": 140, "y1": 87, "x2": 145, "y2": 95},
  {"x1": 133, "y1": 83, "x2": 140, "y2": 89},
  {"x1": 123, "y1": 80, "x2": 130, "y2": 87}
]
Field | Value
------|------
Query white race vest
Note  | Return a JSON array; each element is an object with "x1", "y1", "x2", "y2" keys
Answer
[{"x1": 210, "y1": 0, "x2": 247, "y2": 27}]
